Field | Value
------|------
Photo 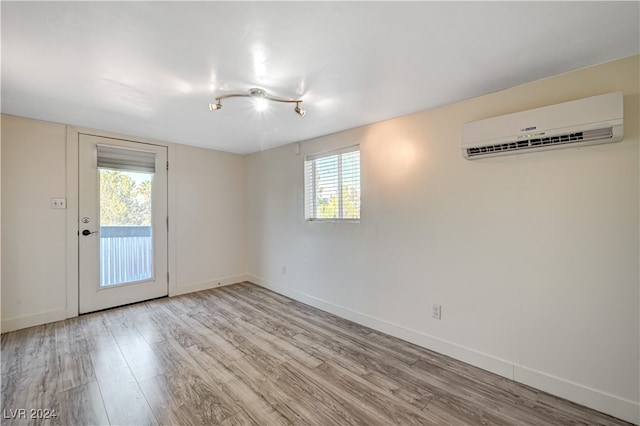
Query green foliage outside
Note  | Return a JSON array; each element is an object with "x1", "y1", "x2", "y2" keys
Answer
[
  {"x1": 317, "y1": 185, "x2": 360, "y2": 219},
  {"x1": 100, "y1": 169, "x2": 152, "y2": 226}
]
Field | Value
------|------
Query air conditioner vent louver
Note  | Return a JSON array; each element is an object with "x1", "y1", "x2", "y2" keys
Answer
[
  {"x1": 460, "y1": 92, "x2": 623, "y2": 159},
  {"x1": 466, "y1": 128, "x2": 613, "y2": 158}
]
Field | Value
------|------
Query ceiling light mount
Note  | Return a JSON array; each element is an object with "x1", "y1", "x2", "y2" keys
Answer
[{"x1": 209, "y1": 88, "x2": 305, "y2": 117}]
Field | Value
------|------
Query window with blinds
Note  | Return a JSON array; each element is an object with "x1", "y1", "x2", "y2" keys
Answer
[{"x1": 304, "y1": 145, "x2": 360, "y2": 220}]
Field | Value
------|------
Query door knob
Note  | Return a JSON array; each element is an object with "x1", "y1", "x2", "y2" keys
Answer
[{"x1": 81, "y1": 229, "x2": 97, "y2": 236}]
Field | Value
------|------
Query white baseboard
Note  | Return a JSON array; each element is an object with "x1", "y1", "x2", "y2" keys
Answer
[
  {"x1": 514, "y1": 365, "x2": 639, "y2": 425},
  {"x1": 0, "y1": 274, "x2": 250, "y2": 334},
  {"x1": 173, "y1": 273, "x2": 249, "y2": 297},
  {"x1": 248, "y1": 274, "x2": 514, "y2": 378},
  {"x1": 248, "y1": 273, "x2": 639, "y2": 425},
  {"x1": 1, "y1": 308, "x2": 68, "y2": 333}
]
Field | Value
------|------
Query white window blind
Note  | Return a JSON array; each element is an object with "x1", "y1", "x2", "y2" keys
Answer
[
  {"x1": 304, "y1": 145, "x2": 360, "y2": 220},
  {"x1": 97, "y1": 144, "x2": 156, "y2": 173}
]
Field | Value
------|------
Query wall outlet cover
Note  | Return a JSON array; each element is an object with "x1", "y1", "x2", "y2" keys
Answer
[{"x1": 51, "y1": 198, "x2": 67, "y2": 209}]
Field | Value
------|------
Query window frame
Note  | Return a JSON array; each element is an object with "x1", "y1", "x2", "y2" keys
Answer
[{"x1": 304, "y1": 144, "x2": 360, "y2": 222}]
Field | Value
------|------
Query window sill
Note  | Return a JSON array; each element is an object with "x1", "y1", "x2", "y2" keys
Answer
[{"x1": 305, "y1": 219, "x2": 360, "y2": 223}]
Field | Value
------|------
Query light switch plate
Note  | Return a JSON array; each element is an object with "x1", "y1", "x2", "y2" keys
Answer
[{"x1": 432, "y1": 304, "x2": 442, "y2": 320}]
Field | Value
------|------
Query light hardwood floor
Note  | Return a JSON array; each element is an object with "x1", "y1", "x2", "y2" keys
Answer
[{"x1": 1, "y1": 282, "x2": 632, "y2": 425}]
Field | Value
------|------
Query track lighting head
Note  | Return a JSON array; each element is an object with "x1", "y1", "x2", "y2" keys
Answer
[
  {"x1": 249, "y1": 88, "x2": 267, "y2": 98},
  {"x1": 209, "y1": 88, "x2": 305, "y2": 117}
]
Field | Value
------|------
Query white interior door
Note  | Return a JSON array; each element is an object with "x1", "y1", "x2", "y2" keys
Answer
[{"x1": 79, "y1": 134, "x2": 168, "y2": 314}]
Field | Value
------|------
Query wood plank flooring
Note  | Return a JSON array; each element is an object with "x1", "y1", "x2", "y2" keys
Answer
[{"x1": 1, "y1": 282, "x2": 632, "y2": 425}]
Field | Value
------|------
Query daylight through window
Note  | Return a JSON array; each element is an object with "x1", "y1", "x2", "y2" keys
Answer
[{"x1": 304, "y1": 145, "x2": 360, "y2": 220}]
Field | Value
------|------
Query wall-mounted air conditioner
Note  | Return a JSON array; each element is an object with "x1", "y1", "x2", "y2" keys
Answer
[{"x1": 461, "y1": 92, "x2": 624, "y2": 159}]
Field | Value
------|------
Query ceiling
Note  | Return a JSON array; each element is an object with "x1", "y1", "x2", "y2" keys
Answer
[{"x1": 2, "y1": 2, "x2": 639, "y2": 154}]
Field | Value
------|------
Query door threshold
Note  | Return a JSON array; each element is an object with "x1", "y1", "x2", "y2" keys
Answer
[{"x1": 79, "y1": 295, "x2": 169, "y2": 315}]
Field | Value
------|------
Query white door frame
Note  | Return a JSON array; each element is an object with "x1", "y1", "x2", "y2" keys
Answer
[{"x1": 65, "y1": 127, "x2": 177, "y2": 318}]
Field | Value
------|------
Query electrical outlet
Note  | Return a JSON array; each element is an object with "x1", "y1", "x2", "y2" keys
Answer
[
  {"x1": 51, "y1": 198, "x2": 66, "y2": 209},
  {"x1": 432, "y1": 304, "x2": 442, "y2": 320}
]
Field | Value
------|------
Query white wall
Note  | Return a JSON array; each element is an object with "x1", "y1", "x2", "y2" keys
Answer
[
  {"x1": 173, "y1": 144, "x2": 247, "y2": 294},
  {"x1": 246, "y1": 55, "x2": 640, "y2": 423},
  {"x1": 1, "y1": 116, "x2": 69, "y2": 328},
  {"x1": 0, "y1": 115, "x2": 248, "y2": 332}
]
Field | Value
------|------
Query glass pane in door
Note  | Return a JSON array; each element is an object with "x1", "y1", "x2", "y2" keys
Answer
[{"x1": 99, "y1": 169, "x2": 154, "y2": 286}]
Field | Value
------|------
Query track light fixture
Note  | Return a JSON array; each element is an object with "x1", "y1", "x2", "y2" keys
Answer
[{"x1": 209, "y1": 88, "x2": 306, "y2": 117}]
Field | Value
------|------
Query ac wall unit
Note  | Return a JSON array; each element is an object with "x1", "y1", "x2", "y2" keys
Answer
[{"x1": 461, "y1": 92, "x2": 623, "y2": 159}]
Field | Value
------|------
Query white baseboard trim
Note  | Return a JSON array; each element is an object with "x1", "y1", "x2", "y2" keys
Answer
[
  {"x1": 173, "y1": 273, "x2": 249, "y2": 297},
  {"x1": 248, "y1": 273, "x2": 639, "y2": 425},
  {"x1": 251, "y1": 275, "x2": 514, "y2": 378},
  {"x1": 1, "y1": 274, "x2": 250, "y2": 334},
  {"x1": 1, "y1": 308, "x2": 68, "y2": 333},
  {"x1": 514, "y1": 365, "x2": 639, "y2": 425}
]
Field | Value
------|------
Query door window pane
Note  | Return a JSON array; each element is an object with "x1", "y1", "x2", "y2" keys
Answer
[{"x1": 99, "y1": 169, "x2": 154, "y2": 286}]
